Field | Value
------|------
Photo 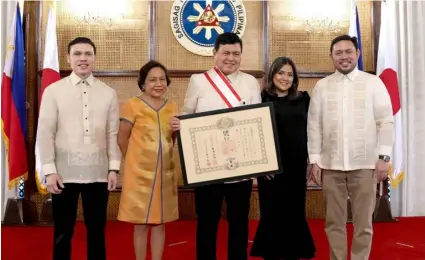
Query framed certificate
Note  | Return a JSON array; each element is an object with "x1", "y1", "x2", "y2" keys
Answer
[{"x1": 176, "y1": 102, "x2": 282, "y2": 187}]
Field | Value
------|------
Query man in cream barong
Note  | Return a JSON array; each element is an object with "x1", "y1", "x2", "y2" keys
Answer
[
  {"x1": 37, "y1": 37, "x2": 121, "y2": 260},
  {"x1": 307, "y1": 35, "x2": 394, "y2": 260},
  {"x1": 171, "y1": 32, "x2": 261, "y2": 260}
]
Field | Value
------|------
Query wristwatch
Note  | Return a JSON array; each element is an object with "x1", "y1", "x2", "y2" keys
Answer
[
  {"x1": 378, "y1": 155, "x2": 391, "y2": 162},
  {"x1": 109, "y1": 170, "x2": 119, "y2": 174}
]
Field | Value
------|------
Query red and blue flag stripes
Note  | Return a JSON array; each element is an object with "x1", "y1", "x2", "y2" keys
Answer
[{"x1": 1, "y1": 3, "x2": 28, "y2": 193}]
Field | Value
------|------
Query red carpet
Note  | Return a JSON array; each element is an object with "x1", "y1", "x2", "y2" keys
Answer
[{"x1": 2, "y1": 217, "x2": 424, "y2": 260}]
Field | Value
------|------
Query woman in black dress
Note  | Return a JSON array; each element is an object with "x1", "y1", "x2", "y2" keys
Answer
[{"x1": 250, "y1": 57, "x2": 316, "y2": 260}]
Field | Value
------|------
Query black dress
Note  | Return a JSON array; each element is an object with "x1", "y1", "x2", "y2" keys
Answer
[{"x1": 250, "y1": 91, "x2": 316, "y2": 259}]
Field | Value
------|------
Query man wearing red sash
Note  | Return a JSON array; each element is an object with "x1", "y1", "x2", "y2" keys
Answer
[{"x1": 171, "y1": 32, "x2": 261, "y2": 260}]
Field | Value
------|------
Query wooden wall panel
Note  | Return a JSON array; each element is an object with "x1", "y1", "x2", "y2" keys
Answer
[
  {"x1": 268, "y1": 1, "x2": 373, "y2": 72},
  {"x1": 40, "y1": 0, "x2": 150, "y2": 71}
]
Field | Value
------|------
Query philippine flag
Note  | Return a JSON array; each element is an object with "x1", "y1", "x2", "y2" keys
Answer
[{"x1": 1, "y1": 0, "x2": 27, "y2": 198}]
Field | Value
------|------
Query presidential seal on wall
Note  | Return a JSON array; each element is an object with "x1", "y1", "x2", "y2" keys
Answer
[{"x1": 170, "y1": 0, "x2": 247, "y2": 56}]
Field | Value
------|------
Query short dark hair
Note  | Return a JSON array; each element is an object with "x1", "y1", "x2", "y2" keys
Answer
[
  {"x1": 330, "y1": 35, "x2": 359, "y2": 53},
  {"x1": 214, "y1": 32, "x2": 243, "y2": 52},
  {"x1": 137, "y1": 60, "x2": 171, "y2": 92},
  {"x1": 68, "y1": 37, "x2": 97, "y2": 54},
  {"x1": 264, "y1": 56, "x2": 300, "y2": 100}
]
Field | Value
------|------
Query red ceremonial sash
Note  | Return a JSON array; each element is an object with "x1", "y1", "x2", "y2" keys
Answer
[{"x1": 203, "y1": 67, "x2": 243, "y2": 108}]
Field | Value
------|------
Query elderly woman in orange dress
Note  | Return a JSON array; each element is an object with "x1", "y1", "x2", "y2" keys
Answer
[{"x1": 117, "y1": 60, "x2": 179, "y2": 260}]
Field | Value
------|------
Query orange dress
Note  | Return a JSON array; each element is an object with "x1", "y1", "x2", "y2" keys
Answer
[{"x1": 117, "y1": 96, "x2": 179, "y2": 224}]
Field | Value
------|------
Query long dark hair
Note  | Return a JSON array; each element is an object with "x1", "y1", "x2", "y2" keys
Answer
[{"x1": 264, "y1": 57, "x2": 300, "y2": 100}]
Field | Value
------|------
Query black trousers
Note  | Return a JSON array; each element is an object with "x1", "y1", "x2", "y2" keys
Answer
[
  {"x1": 52, "y1": 183, "x2": 109, "y2": 260},
  {"x1": 195, "y1": 180, "x2": 253, "y2": 260}
]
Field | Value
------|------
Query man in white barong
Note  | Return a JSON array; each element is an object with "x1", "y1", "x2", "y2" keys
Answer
[
  {"x1": 308, "y1": 34, "x2": 394, "y2": 260},
  {"x1": 171, "y1": 32, "x2": 261, "y2": 260}
]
